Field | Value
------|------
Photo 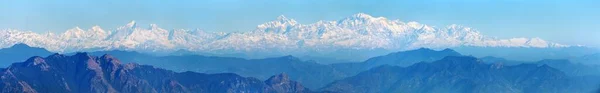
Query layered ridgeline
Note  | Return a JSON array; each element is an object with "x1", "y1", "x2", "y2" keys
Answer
[
  {"x1": 0, "y1": 53, "x2": 312, "y2": 93},
  {"x1": 482, "y1": 56, "x2": 600, "y2": 76},
  {"x1": 1, "y1": 44, "x2": 599, "y2": 90},
  {"x1": 2, "y1": 13, "x2": 590, "y2": 62},
  {"x1": 0, "y1": 48, "x2": 598, "y2": 93},
  {"x1": 0, "y1": 44, "x2": 479, "y2": 89},
  {"x1": 87, "y1": 48, "x2": 469, "y2": 89},
  {"x1": 321, "y1": 56, "x2": 600, "y2": 93}
]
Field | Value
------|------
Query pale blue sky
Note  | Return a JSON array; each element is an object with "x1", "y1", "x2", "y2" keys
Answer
[{"x1": 0, "y1": 0, "x2": 599, "y2": 47}]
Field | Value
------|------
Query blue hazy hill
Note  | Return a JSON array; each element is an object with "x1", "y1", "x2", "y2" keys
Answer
[
  {"x1": 321, "y1": 56, "x2": 600, "y2": 93},
  {"x1": 0, "y1": 43, "x2": 53, "y2": 67}
]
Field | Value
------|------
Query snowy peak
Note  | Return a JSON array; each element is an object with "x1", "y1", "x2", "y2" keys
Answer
[
  {"x1": 63, "y1": 27, "x2": 86, "y2": 38},
  {"x1": 65, "y1": 27, "x2": 85, "y2": 33},
  {"x1": 446, "y1": 24, "x2": 471, "y2": 31},
  {"x1": 336, "y1": 13, "x2": 394, "y2": 30},
  {"x1": 0, "y1": 13, "x2": 574, "y2": 59},
  {"x1": 70, "y1": 26, "x2": 85, "y2": 32},
  {"x1": 274, "y1": 15, "x2": 297, "y2": 25},
  {"x1": 61, "y1": 26, "x2": 109, "y2": 40},
  {"x1": 90, "y1": 25, "x2": 108, "y2": 35},
  {"x1": 341, "y1": 13, "x2": 387, "y2": 22},
  {"x1": 349, "y1": 13, "x2": 376, "y2": 20},
  {"x1": 261, "y1": 15, "x2": 297, "y2": 27},
  {"x1": 91, "y1": 25, "x2": 104, "y2": 32},
  {"x1": 276, "y1": 15, "x2": 295, "y2": 23},
  {"x1": 126, "y1": 20, "x2": 137, "y2": 28},
  {"x1": 149, "y1": 24, "x2": 160, "y2": 29}
]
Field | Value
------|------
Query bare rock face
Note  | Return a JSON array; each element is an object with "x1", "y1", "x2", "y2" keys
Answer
[
  {"x1": 0, "y1": 53, "x2": 312, "y2": 93},
  {"x1": 265, "y1": 73, "x2": 310, "y2": 93}
]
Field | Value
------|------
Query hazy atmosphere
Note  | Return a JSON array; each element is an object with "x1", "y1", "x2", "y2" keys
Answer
[
  {"x1": 0, "y1": 0, "x2": 598, "y2": 93},
  {"x1": 1, "y1": 0, "x2": 599, "y2": 47}
]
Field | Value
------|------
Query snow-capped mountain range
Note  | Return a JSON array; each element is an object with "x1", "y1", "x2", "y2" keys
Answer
[{"x1": 0, "y1": 13, "x2": 569, "y2": 58}]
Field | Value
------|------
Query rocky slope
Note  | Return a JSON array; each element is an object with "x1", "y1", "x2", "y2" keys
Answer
[{"x1": 0, "y1": 53, "x2": 311, "y2": 93}]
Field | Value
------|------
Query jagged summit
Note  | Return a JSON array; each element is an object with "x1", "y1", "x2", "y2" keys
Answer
[
  {"x1": 274, "y1": 15, "x2": 296, "y2": 24},
  {"x1": 276, "y1": 15, "x2": 290, "y2": 21},
  {"x1": 341, "y1": 13, "x2": 385, "y2": 21},
  {"x1": 68, "y1": 26, "x2": 85, "y2": 32},
  {"x1": 149, "y1": 24, "x2": 160, "y2": 29},
  {"x1": 24, "y1": 56, "x2": 45, "y2": 64},
  {"x1": 265, "y1": 73, "x2": 308, "y2": 93},
  {"x1": 100, "y1": 54, "x2": 116, "y2": 59},
  {"x1": 266, "y1": 73, "x2": 291, "y2": 83},
  {"x1": 126, "y1": 20, "x2": 137, "y2": 28},
  {"x1": 258, "y1": 15, "x2": 298, "y2": 29},
  {"x1": 91, "y1": 25, "x2": 103, "y2": 30},
  {"x1": 352, "y1": 13, "x2": 373, "y2": 18}
]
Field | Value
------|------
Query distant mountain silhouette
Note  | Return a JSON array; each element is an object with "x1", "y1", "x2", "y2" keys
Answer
[
  {"x1": 573, "y1": 53, "x2": 600, "y2": 65},
  {"x1": 363, "y1": 48, "x2": 462, "y2": 68},
  {"x1": 481, "y1": 56, "x2": 600, "y2": 76},
  {"x1": 329, "y1": 48, "x2": 463, "y2": 79},
  {"x1": 0, "y1": 43, "x2": 53, "y2": 67},
  {"x1": 321, "y1": 56, "x2": 600, "y2": 93},
  {"x1": 536, "y1": 59, "x2": 600, "y2": 76},
  {"x1": 454, "y1": 46, "x2": 599, "y2": 61},
  {"x1": 0, "y1": 53, "x2": 312, "y2": 93}
]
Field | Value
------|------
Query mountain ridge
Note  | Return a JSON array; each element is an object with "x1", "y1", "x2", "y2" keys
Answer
[
  {"x1": 0, "y1": 52, "x2": 313, "y2": 93},
  {"x1": 0, "y1": 13, "x2": 573, "y2": 61},
  {"x1": 321, "y1": 56, "x2": 600, "y2": 93},
  {"x1": 0, "y1": 44, "x2": 598, "y2": 92}
]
